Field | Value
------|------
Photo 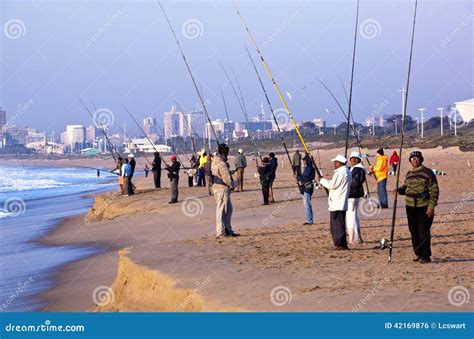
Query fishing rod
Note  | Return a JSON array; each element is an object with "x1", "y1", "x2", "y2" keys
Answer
[
  {"x1": 244, "y1": 47, "x2": 294, "y2": 172},
  {"x1": 122, "y1": 105, "x2": 170, "y2": 167},
  {"x1": 172, "y1": 100, "x2": 201, "y2": 157},
  {"x1": 91, "y1": 100, "x2": 122, "y2": 162},
  {"x1": 110, "y1": 115, "x2": 155, "y2": 168},
  {"x1": 79, "y1": 98, "x2": 119, "y2": 162},
  {"x1": 155, "y1": 123, "x2": 190, "y2": 167},
  {"x1": 389, "y1": 0, "x2": 418, "y2": 263},
  {"x1": 344, "y1": 0, "x2": 360, "y2": 158},
  {"x1": 220, "y1": 86, "x2": 236, "y2": 155},
  {"x1": 231, "y1": 1, "x2": 327, "y2": 195},
  {"x1": 199, "y1": 85, "x2": 220, "y2": 150},
  {"x1": 158, "y1": 1, "x2": 220, "y2": 149},
  {"x1": 219, "y1": 62, "x2": 262, "y2": 164}
]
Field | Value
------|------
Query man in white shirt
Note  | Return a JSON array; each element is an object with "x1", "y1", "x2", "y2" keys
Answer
[{"x1": 317, "y1": 154, "x2": 352, "y2": 250}]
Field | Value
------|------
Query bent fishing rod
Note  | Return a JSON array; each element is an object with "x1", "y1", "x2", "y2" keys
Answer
[
  {"x1": 389, "y1": 0, "x2": 418, "y2": 263},
  {"x1": 79, "y1": 98, "x2": 120, "y2": 162},
  {"x1": 231, "y1": 0, "x2": 327, "y2": 194},
  {"x1": 122, "y1": 105, "x2": 170, "y2": 167},
  {"x1": 155, "y1": 123, "x2": 190, "y2": 167},
  {"x1": 158, "y1": 1, "x2": 220, "y2": 149},
  {"x1": 344, "y1": 0, "x2": 360, "y2": 158},
  {"x1": 244, "y1": 47, "x2": 295, "y2": 173},
  {"x1": 220, "y1": 62, "x2": 262, "y2": 165}
]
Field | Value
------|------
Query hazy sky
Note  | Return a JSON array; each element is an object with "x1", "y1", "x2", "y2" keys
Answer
[{"x1": 0, "y1": 0, "x2": 472, "y2": 135}]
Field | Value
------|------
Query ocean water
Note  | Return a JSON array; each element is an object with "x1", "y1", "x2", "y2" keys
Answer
[{"x1": 0, "y1": 165, "x2": 117, "y2": 312}]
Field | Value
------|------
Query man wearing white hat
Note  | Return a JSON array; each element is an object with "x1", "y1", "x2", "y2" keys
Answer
[
  {"x1": 346, "y1": 151, "x2": 366, "y2": 244},
  {"x1": 234, "y1": 148, "x2": 247, "y2": 192},
  {"x1": 317, "y1": 154, "x2": 352, "y2": 249}
]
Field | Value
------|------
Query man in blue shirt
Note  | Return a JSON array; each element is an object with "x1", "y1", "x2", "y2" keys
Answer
[{"x1": 121, "y1": 158, "x2": 133, "y2": 196}]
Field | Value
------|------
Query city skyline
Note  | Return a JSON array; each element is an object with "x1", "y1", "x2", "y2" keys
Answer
[{"x1": 0, "y1": 1, "x2": 471, "y2": 135}]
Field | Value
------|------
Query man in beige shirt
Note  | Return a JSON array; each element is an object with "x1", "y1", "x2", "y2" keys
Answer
[{"x1": 212, "y1": 143, "x2": 239, "y2": 238}]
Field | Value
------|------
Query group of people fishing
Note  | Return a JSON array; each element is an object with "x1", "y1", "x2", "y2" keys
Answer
[{"x1": 110, "y1": 142, "x2": 438, "y2": 263}]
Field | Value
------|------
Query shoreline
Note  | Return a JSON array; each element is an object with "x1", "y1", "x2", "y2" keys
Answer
[{"x1": 36, "y1": 147, "x2": 473, "y2": 312}]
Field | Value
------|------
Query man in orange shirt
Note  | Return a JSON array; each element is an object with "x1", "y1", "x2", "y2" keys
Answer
[{"x1": 369, "y1": 148, "x2": 389, "y2": 208}]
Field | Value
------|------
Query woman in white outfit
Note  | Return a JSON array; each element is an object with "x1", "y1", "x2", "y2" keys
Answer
[{"x1": 346, "y1": 152, "x2": 366, "y2": 244}]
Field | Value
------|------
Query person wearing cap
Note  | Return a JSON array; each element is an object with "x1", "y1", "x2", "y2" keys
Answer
[
  {"x1": 212, "y1": 143, "x2": 239, "y2": 238},
  {"x1": 317, "y1": 154, "x2": 352, "y2": 250},
  {"x1": 166, "y1": 155, "x2": 181, "y2": 204},
  {"x1": 369, "y1": 148, "x2": 389, "y2": 208},
  {"x1": 258, "y1": 157, "x2": 272, "y2": 205},
  {"x1": 234, "y1": 148, "x2": 247, "y2": 192},
  {"x1": 268, "y1": 152, "x2": 278, "y2": 203},
  {"x1": 292, "y1": 149, "x2": 302, "y2": 177},
  {"x1": 121, "y1": 158, "x2": 133, "y2": 197},
  {"x1": 297, "y1": 154, "x2": 316, "y2": 225},
  {"x1": 346, "y1": 151, "x2": 366, "y2": 244},
  {"x1": 397, "y1": 151, "x2": 439, "y2": 263},
  {"x1": 151, "y1": 152, "x2": 162, "y2": 189}
]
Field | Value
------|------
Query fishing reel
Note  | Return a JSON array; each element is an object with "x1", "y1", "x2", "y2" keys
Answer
[{"x1": 374, "y1": 238, "x2": 392, "y2": 250}]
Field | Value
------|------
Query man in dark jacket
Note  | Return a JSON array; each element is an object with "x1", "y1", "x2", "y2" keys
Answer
[
  {"x1": 258, "y1": 157, "x2": 272, "y2": 205},
  {"x1": 397, "y1": 151, "x2": 439, "y2": 263},
  {"x1": 151, "y1": 152, "x2": 162, "y2": 189},
  {"x1": 128, "y1": 154, "x2": 136, "y2": 192},
  {"x1": 166, "y1": 155, "x2": 181, "y2": 204},
  {"x1": 346, "y1": 151, "x2": 366, "y2": 244},
  {"x1": 268, "y1": 152, "x2": 278, "y2": 203},
  {"x1": 292, "y1": 149, "x2": 302, "y2": 177},
  {"x1": 297, "y1": 155, "x2": 316, "y2": 225}
]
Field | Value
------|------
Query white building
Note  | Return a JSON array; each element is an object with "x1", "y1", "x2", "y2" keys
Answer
[
  {"x1": 124, "y1": 138, "x2": 172, "y2": 154},
  {"x1": 454, "y1": 99, "x2": 474, "y2": 123},
  {"x1": 313, "y1": 118, "x2": 326, "y2": 128}
]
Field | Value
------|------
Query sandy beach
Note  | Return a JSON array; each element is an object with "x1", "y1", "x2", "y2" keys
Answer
[{"x1": 37, "y1": 146, "x2": 473, "y2": 312}]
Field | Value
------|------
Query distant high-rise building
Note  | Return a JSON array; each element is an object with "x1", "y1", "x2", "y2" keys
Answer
[
  {"x1": 0, "y1": 108, "x2": 6, "y2": 129},
  {"x1": 61, "y1": 125, "x2": 85, "y2": 152},
  {"x1": 1, "y1": 125, "x2": 28, "y2": 145},
  {"x1": 164, "y1": 106, "x2": 206, "y2": 139},
  {"x1": 143, "y1": 117, "x2": 157, "y2": 136},
  {"x1": 86, "y1": 125, "x2": 97, "y2": 143},
  {"x1": 164, "y1": 106, "x2": 181, "y2": 138}
]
